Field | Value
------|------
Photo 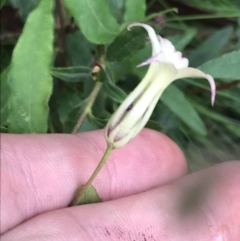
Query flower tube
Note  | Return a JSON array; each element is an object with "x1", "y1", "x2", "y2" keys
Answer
[{"x1": 105, "y1": 22, "x2": 216, "y2": 149}]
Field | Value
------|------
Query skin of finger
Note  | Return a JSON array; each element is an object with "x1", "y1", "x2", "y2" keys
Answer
[
  {"x1": 1, "y1": 129, "x2": 187, "y2": 234},
  {"x1": 2, "y1": 161, "x2": 240, "y2": 241}
]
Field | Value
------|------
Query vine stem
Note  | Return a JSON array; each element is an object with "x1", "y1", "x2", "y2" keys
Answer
[
  {"x1": 71, "y1": 81, "x2": 103, "y2": 133},
  {"x1": 71, "y1": 144, "x2": 113, "y2": 206},
  {"x1": 72, "y1": 45, "x2": 105, "y2": 133}
]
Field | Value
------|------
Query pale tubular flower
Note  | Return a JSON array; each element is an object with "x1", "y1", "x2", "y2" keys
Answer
[{"x1": 105, "y1": 22, "x2": 216, "y2": 149}]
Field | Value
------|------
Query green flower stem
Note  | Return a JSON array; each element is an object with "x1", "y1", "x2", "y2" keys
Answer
[
  {"x1": 71, "y1": 144, "x2": 113, "y2": 206},
  {"x1": 71, "y1": 81, "x2": 102, "y2": 133}
]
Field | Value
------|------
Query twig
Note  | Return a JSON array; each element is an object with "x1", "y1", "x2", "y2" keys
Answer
[
  {"x1": 71, "y1": 81, "x2": 103, "y2": 133},
  {"x1": 71, "y1": 45, "x2": 106, "y2": 133}
]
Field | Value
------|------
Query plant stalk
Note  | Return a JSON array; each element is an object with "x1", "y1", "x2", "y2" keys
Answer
[
  {"x1": 72, "y1": 45, "x2": 105, "y2": 133},
  {"x1": 71, "y1": 144, "x2": 113, "y2": 206},
  {"x1": 71, "y1": 81, "x2": 103, "y2": 133}
]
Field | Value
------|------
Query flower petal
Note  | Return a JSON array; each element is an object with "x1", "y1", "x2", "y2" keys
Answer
[
  {"x1": 206, "y1": 74, "x2": 216, "y2": 107},
  {"x1": 136, "y1": 51, "x2": 188, "y2": 70},
  {"x1": 176, "y1": 57, "x2": 189, "y2": 69},
  {"x1": 161, "y1": 38, "x2": 175, "y2": 54},
  {"x1": 128, "y1": 22, "x2": 161, "y2": 54},
  {"x1": 105, "y1": 62, "x2": 177, "y2": 148},
  {"x1": 168, "y1": 52, "x2": 189, "y2": 69},
  {"x1": 175, "y1": 68, "x2": 216, "y2": 106},
  {"x1": 136, "y1": 52, "x2": 166, "y2": 67}
]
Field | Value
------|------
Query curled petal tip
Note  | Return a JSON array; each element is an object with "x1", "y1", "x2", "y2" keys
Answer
[
  {"x1": 211, "y1": 95, "x2": 215, "y2": 107},
  {"x1": 136, "y1": 57, "x2": 155, "y2": 68},
  {"x1": 127, "y1": 25, "x2": 132, "y2": 31},
  {"x1": 127, "y1": 22, "x2": 162, "y2": 54},
  {"x1": 206, "y1": 74, "x2": 216, "y2": 107},
  {"x1": 136, "y1": 63, "x2": 146, "y2": 68},
  {"x1": 127, "y1": 22, "x2": 141, "y2": 31}
]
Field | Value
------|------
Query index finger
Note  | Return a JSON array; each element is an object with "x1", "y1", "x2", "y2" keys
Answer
[{"x1": 1, "y1": 129, "x2": 187, "y2": 233}]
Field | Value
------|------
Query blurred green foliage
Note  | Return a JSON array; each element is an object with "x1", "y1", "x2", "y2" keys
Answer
[{"x1": 1, "y1": 0, "x2": 240, "y2": 171}]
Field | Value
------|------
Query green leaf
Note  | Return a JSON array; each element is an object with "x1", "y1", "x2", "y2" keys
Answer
[
  {"x1": 78, "y1": 117, "x2": 101, "y2": 131},
  {"x1": 0, "y1": 126, "x2": 8, "y2": 133},
  {"x1": 124, "y1": 0, "x2": 146, "y2": 22},
  {"x1": 130, "y1": 44, "x2": 151, "y2": 78},
  {"x1": 55, "y1": 88, "x2": 83, "y2": 124},
  {"x1": 83, "y1": 76, "x2": 95, "y2": 98},
  {"x1": 66, "y1": 31, "x2": 95, "y2": 66},
  {"x1": 109, "y1": 0, "x2": 124, "y2": 10},
  {"x1": 145, "y1": 120, "x2": 162, "y2": 132},
  {"x1": 51, "y1": 66, "x2": 91, "y2": 82},
  {"x1": 189, "y1": 26, "x2": 233, "y2": 67},
  {"x1": 63, "y1": 101, "x2": 106, "y2": 133},
  {"x1": 0, "y1": 68, "x2": 10, "y2": 126},
  {"x1": 88, "y1": 112, "x2": 108, "y2": 128},
  {"x1": 64, "y1": 0, "x2": 120, "y2": 44},
  {"x1": 108, "y1": 0, "x2": 125, "y2": 23},
  {"x1": 0, "y1": 47, "x2": 12, "y2": 72},
  {"x1": 236, "y1": 28, "x2": 240, "y2": 49},
  {"x1": 95, "y1": 68, "x2": 107, "y2": 83},
  {"x1": 103, "y1": 81, "x2": 127, "y2": 103},
  {"x1": 156, "y1": 104, "x2": 179, "y2": 132},
  {"x1": 107, "y1": 59, "x2": 132, "y2": 80},
  {"x1": 73, "y1": 185, "x2": 102, "y2": 205},
  {"x1": 183, "y1": 79, "x2": 240, "y2": 103},
  {"x1": 193, "y1": 102, "x2": 240, "y2": 132},
  {"x1": 0, "y1": 0, "x2": 7, "y2": 8},
  {"x1": 10, "y1": 0, "x2": 41, "y2": 20},
  {"x1": 8, "y1": 0, "x2": 54, "y2": 133},
  {"x1": 64, "y1": 100, "x2": 106, "y2": 132},
  {"x1": 106, "y1": 28, "x2": 147, "y2": 62},
  {"x1": 48, "y1": 110, "x2": 63, "y2": 133},
  {"x1": 161, "y1": 85, "x2": 207, "y2": 135},
  {"x1": 63, "y1": 102, "x2": 84, "y2": 133},
  {"x1": 198, "y1": 50, "x2": 240, "y2": 80},
  {"x1": 168, "y1": 28, "x2": 196, "y2": 51}
]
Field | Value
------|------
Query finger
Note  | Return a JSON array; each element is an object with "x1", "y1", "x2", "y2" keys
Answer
[
  {"x1": 2, "y1": 161, "x2": 239, "y2": 240},
  {"x1": 1, "y1": 129, "x2": 187, "y2": 233}
]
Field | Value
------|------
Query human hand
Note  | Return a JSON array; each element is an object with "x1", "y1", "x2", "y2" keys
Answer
[{"x1": 1, "y1": 129, "x2": 240, "y2": 240}]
